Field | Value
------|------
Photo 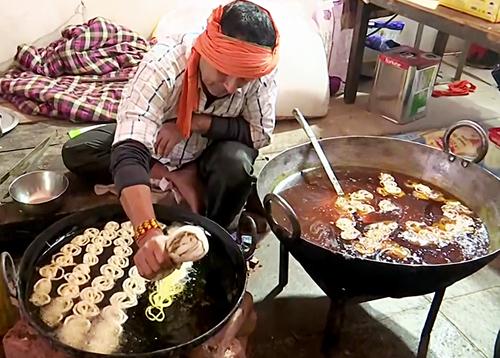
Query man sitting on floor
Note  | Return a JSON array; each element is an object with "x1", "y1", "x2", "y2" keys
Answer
[{"x1": 62, "y1": 0, "x2": 280, "y2": 279}]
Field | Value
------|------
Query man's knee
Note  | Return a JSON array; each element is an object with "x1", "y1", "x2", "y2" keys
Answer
[
  {"x1": 208, "y1": 141, "x2": 258, "y2": 188},
  {"x1": 62, "y1": 139, "x2": 85, "y2": 171},
  {"x1": 61, "y1": 124, "x2": 115, "y2": 175},
  {"x1": 62, "y1": 138, "x2": 99, "y2": 172}
]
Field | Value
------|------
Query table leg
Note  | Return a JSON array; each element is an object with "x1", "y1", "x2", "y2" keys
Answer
[
  {"x1": 344, "y1": 1, "x2": 373, "y2": 104},
  {"x1": 414, "y1": 23, "x2": 425, "y2": 49},
  {"x1": 455, "y1": 41, "x2": 471, "y2": 81},
  {"x1": 433, "y1": 31, "x2": 450, "y2": 56}
]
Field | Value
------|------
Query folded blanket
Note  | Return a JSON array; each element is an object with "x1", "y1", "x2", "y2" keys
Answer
[{"x1": 0, "y1": 17, "x2": 151, "y2": 123}]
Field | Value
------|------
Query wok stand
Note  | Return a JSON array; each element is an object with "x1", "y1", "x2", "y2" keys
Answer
[
  {"x1": 279, "y1": 240, "x2": 289, "y2": 288},
  {"x1": 321, "y1": 294, "x2": 346, "y2": 355},
  {"x1": 278, "y1": 242, "x2": 447, "y2": 358},
  {"x1": 417, "y1": 288, "x2": 446, "y2": 358}
]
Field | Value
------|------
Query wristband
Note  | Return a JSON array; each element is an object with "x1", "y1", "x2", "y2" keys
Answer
[{"x1": 135, "y1": 219, "x2": 161, "y2": 243}]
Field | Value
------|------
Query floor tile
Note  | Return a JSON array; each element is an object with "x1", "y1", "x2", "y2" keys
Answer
[
  {"x1": 440, "y1": 287, "x2": 500, "y2": 358},
  {"x1": 425, "y1": 258, "x2": 500, "y2": 301},
  {"x1": 247, "y1": 234, "x2": 490, "y2": 358},
  {"x1": 360, "y1": 296, "x2": 430, "y2": 321},
  {"x1": 349, "y1": 307, "x2": 487, "y2": 358}
]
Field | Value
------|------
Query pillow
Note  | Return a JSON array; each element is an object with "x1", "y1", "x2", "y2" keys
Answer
[{"x1": 152, "y1": 0, "x2": 329, "y2": 119}]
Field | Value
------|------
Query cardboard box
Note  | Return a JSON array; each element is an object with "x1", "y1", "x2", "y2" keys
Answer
[{"x1": 440, "y1": 0, "x2": 500, "y2": 23}]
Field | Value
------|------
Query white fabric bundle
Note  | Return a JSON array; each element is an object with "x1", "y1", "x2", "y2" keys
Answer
[{"x1": 152, "y1": 225, "x2": 209, "y2": 281}]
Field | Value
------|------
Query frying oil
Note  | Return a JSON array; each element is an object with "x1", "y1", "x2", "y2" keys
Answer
[{"x1": 280, "y1": 167, "x2": 489, "y2": 264}]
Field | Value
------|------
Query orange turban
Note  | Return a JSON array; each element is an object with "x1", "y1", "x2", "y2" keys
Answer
[{"x1": 176, "y1": 1, "x2": 280, "y2": 138}]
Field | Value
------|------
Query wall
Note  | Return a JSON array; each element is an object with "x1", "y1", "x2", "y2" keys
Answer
[
  {"x1": 0, "y1": 0, "x2": 319, "y2": 72},
  {"x1": 0, "y1": 0, "x2": 81, "y2": 71},
  {"x1": 0, "y1": 0, "x2": 184, "y2": 72},
  {"x1": 0, "y1": 0, "x2": 465, "y2": 73},
  {"x1": 0, "y1": 0, "x2": 330, "y2": 118}
]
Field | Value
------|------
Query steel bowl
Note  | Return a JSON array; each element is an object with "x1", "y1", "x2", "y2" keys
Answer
[{"x1": 8, "y1": 171, "x2": 69, "y2": 215}]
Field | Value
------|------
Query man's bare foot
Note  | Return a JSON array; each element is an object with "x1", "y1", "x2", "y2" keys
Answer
[
  {"x1": 168, "y1": 163, "x2": 205, "y2": 214},
  {"x1": 150, "y1": 162, "x2": 204, "y2": 214},
  {"x1": 188, "y1": 292, "x2": 256, "y2": 358},
  {"x1": 151, "y1": 161, "x2": 170, "y2": 180}
]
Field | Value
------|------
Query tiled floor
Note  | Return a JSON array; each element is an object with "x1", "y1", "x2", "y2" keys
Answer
[{"x1": 247, "y1": 64, "x2": 500, "y2": 357}]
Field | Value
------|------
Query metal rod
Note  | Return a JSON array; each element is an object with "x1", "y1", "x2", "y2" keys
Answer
[
  {"x1": 0, "y1": 135, "x2": 53, "y2": 186},
  {"x1": 414, "y1": 23, "x2": 425, "y2": 49},
  {"x1": 417, "y1": 288, "x2": 446, "y2": 358},
  {"x1": 454, "y1": 41, "x2": 471, "y2": 81},
  {"x1": 279, "y1": 242, "x2": 289, "y2": 288},
  {"x1": 292, "y1": 108, "x2": 345, "y2": 196},
  {"x1": 264, "y1": 241, "x2": 289, "y2": 301},
  {"x1": 322, "y1": 298, "x2": 346, "y2": 356}
]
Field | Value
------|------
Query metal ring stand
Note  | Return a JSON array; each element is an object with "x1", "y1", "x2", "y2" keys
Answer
[{"x1": 277, "y1": 245, "x2": 447, "y2": 358}]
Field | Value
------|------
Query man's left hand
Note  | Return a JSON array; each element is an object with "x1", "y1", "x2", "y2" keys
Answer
[
  {"x1": 155, "y1": 115, "x2": 212, "y2": 157},
  {"x1": 191, "y1": 114, "x2": 212, "y2": 134},
  {"x1": 155, "y1": 122, "x2": 183, "y2": 157}
]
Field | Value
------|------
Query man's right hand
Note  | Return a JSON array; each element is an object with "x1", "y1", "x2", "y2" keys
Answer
[
  {"x1": 155, "y1": 122, "x2": 183, "y2": 157},
  {"x1": 133, "y1": 228, "x2": 174, "y2": 279}
]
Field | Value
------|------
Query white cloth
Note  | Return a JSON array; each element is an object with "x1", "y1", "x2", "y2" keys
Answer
[
  {"x1": 152, "y1": 225, "x2": 210, "y2": 281},
  {"x1": 94, "y1": 177, "x2": 183, "y2": 204}
]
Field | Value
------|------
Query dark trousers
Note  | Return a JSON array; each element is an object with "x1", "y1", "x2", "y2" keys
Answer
[{"x1": 61, "y1": 124, "x2": 258, "y2": 228}]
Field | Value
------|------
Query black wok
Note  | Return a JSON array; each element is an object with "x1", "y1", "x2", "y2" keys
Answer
[
  {"x1": 257, "y1": 120, "x2": 500, "y2": 298},
  {"x1": 3, "y1": 204, "x2": 248, "y2": 358},
  {"x1": 257, "y1": 119, "x2": 500, "y2": 357}
]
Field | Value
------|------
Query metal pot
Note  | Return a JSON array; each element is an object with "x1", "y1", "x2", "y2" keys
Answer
[
  {"x1": 0, "y1": 253, "x2": 18, "y2": 335},
  {"x1": 257, "y1": 120, "x2": 500, "y2": 299},
  {"x1": 8, "y1": 171, "x2": 69, "y2": 215},
  {"x1": 2, "y1": 204, "x2": 253, "y2": 357}
]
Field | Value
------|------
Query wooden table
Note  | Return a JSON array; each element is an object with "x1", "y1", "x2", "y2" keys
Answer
[{"x1": 345, "y1": 0, "x2": 500, "y2": 104}]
